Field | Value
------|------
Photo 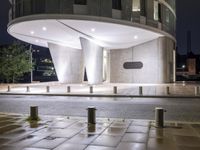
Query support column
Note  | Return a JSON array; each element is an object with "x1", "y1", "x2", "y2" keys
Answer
[
  {"x1": 48, "y1": 43, "x2": 83, "y2": 83},
  {"x1": 80, "y1": 38, "x2": 103, "y2": 85}
]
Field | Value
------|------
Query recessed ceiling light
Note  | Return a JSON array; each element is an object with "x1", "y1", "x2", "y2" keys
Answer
[
  {"x1": 30, "y1": 31, "x2": 34, "y2": 35},
  {"x1": 134, "y1": 35, "x2": 138, "y2": 39},
  {"x1": 91, "y1": 28, "x2": 95, "y2": 32},
  {"x1": 42, "y1": 27, "x2": 47, "y2": 31},
  {"x1": 35, "y1": 39, "x2": 39, "y2": 43}
]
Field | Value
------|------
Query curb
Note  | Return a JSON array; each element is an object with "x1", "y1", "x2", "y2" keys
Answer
[{"x1": 1, "y1": 92, "x2": 200, "y2": 98}]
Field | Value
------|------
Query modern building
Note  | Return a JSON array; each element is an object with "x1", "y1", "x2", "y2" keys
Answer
[{"x1": 8, "y1": 0, "x2": 176, "y2": 84}]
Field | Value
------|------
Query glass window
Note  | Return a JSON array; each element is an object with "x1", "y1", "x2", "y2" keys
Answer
[
  {"x1": 15, "y1": 0, "x2": 23, "y2": 17},
  {"x1": 165, "y1": 8, "x2": 170, "y2": 23},
  {"x1": 45, "y1": 0, "x2": 60, "y2": 13},
  {"x1": 23, "y1": 0, "x2": 31, "y2": 15},
  {"x1": 132, "y1": 0, "x2": 140, "y2": 12},
  {"x1": 112, "y1": 0, "x2": 121, "y2": 10},
  {"x1": 74, "y1": 0, "x2": 87, "y2": 5},
  {"x1": 158, "y1": 3, "x2": 161, "y2": 22},
  {"x1": 140, "y1": 0, "x2": 146, "y2": 16},
  {"x1": 154, "y1": 0, "x2": 158, "y2": 21},
  {"x1": 32, "y1": 0, "x2": 45, "y2": 13}
]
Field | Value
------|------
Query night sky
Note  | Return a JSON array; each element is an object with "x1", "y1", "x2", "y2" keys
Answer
[{"x1": 0, "y1": 0, "x2": 200, "y2": 55}]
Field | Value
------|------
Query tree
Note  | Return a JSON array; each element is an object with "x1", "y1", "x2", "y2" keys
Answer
[{"x1": 0, "y1": 41, "x2": 32, "y2": 83}]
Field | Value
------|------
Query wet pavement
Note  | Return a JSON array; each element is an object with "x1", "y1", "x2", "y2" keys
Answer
[{"x1": 0, "y1": 113, "x2": 200, "y2": 150}]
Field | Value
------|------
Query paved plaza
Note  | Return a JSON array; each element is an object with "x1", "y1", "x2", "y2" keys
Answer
[
  {"x1": 0, "y1": 82, "x2": 200, "y2": 149},
  {"x1": 0, "y1": 113, "x2": 200, "y2": 150}
]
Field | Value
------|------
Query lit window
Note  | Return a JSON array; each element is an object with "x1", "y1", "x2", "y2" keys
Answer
[
  {"x1": 154, "y1": 0, "x2": 159, "y2": 20},
  {"x1": 132, "y1": 0, "x2": 140, "y2": 12}
]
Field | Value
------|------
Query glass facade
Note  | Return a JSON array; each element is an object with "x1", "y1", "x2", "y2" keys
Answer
[
  {"x1": 112, "y1": 0, "x2": 121, "y2": 10},
  {"x1": 132, "y1": 0, "x2": 140, "y2": 22},
  {"x1": 160, "y1": 0, "x2": 176, "y2": 36},
  {"x1": 132, "y1": 0, "x2": 140, "y2": 12},
  {"x1": 11, "y1": 0, "x2": 176, "y2": 37},
  {"x1": 74, "y1": 0, "x2": 87, "y2": 5},
  {"x1": 140, "y1": 0, "x2": 146, "y2": 16},
  {"x1": 153, "y1": 0, "x2": 159, "y2": 21}
]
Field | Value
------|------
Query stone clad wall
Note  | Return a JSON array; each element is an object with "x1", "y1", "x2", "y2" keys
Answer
[{"x1": 110, "y1": 37, "x2": 174, "y2": 83}]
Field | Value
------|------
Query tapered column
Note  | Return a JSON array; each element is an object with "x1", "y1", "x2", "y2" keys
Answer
[
  {"x1": 80, "y1": 38, "x2": 103, "y2": 84},
  {"x1": 48, "y1": 43, "x2": 83, "y2": 83}
]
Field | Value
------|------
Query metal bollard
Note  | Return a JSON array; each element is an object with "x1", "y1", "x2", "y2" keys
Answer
[
  {"x1": 30, "y1": 106, "x2": 38, "y2": 120},
  {"x1": 90, "y1": 86, "x2": 93, "y2": 94},
  {"x1": 67, "y1": 86, "x2": 71, "y2": 93},
  {"x1": 26, "y1": 86, "x2": 30, "y2": 92},
  {"x1": 139, "y1": 86, "x2": 143, "y2": 95},
  {"x1": 46, "y1": 86, "x2": 50, "y2": 93},
  {"x1": 166, "y1": 86, "x2": 170, "y2": 95},
  {"x1": 195, "y1": 86, "x2": 199, "y2": 96},
  {"x1": 7, "y1": 85, "x2": 10, "y2": 92},
  {"x1": 87, "y1": 106, "x2": 96, "y2": 132},
  {"x1": 87, "y1": 106, "x2": 96, "y2": 125},
  {"x1": 155, "y1": 107, "x2": 166, "y2": 128},
  {"x1": 113, "y1": 86, "x2": 117, "y2": 94}
]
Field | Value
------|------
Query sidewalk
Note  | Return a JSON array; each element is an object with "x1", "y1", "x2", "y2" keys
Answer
[
  {"x1": 0, "y1": 82, "x2": 200, "y2": 98},
  {"x1": 0, "y1": 113, "x2": 200, "y2": 150}
]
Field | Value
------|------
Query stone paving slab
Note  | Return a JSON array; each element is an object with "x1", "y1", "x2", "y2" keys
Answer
[
  {"x1": 54, "y1": 143, "x2": 87, "y2": 150},
  {"x1": 0, "y1": 113, "x2": 200, "y2": 150},
  {"x1": 91, "y1": 135, "x2": 121, "y2": 147},
  {"x1": 31, "y1": 137, "x2": 67, "y2": 149},
  {"x1": 85, "y1": 145, "x2": 115, "y2": 150}
]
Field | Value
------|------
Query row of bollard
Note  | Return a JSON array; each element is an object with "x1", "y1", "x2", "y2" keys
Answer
[
  {"x1": 29, "y1": 105, "x2": 166, "y2": 130},
  {"x1": 6, "y1": 85, "x2": 200, "y2": 96},
  {"x1": 139, "y1": 86, "x2": 169, "y2": 95},
  {"x1": 6, "y1": 85, "x2": 120, "y2": 94},
  {"x1": 195, "y1": 86, "x2": 200, "y2": 96}
]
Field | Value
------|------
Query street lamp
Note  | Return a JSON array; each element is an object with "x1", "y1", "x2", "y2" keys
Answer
[
  {"x1": 182, "y1": 65, "x2": 186, "y2": 83},
  {"x1": 182, "y1": 65, "x2": 186, "y2": 75},
  {"x1": 29, "y1": 44, "x2": 33, "y2": 83}
]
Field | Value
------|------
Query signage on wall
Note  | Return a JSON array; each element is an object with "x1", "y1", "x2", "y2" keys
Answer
[{"x1": 123, "y1": 61, "x2": 143, "y2": 69}]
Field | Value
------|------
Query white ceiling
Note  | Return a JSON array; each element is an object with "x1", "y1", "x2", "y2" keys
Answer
[{"x1": 8, "y1": 19, "x2": 163, "y2": 49}]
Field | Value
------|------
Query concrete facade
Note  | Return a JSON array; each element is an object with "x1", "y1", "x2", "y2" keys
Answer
[
  {"x1": 48, "y1": 43, "x2": 83, "y2": 83},
  {"x1": 80, "y1": 38, "x2": 103, "y2": 84},
  {"x1": 110, "y1": 37, "x2": 174, "y2": 83}
]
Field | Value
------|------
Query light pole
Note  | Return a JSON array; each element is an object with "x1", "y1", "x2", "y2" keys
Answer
[
  {"x1": 182, "y1": 64, "x2": 186, "y2": 76},
  {"x1": 29, "y1": 44, "x2": 33, "y2": 83}
]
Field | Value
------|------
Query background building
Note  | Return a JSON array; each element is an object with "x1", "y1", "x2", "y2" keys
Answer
[
  {"x1": 31, "y1": 46, "x2": 57, "y2": 82},
  {"x1": 8, "y1": 0, "x2": 176, "y2": 84},
  {"x1": 176, "y1": 31, "x2": 200, "y2": 81}
]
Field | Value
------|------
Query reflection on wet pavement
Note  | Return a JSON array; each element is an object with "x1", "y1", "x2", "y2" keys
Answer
[{"x1": 0, "y1": 113, "x2": 200, "y2": 150}]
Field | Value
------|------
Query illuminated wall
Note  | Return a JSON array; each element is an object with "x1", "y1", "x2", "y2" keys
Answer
[
  {"x1": 110, "y1": 37, "x2": 174, "y2": 83},
  {"x1": 48, "y1": 43, "x2": 83, "y2": 83},
  {"x1": 80, "y1": 38, "x2": 103, "y2": 84}
]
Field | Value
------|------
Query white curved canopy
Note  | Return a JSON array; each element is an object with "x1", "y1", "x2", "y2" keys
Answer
[{"x1": 8, "y1": 19, "x2": 163, "y2": 49}]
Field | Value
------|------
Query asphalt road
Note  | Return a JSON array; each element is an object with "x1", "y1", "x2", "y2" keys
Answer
[{"x1": 0, "y1": 95, "x2": 199, "y2": 122}]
